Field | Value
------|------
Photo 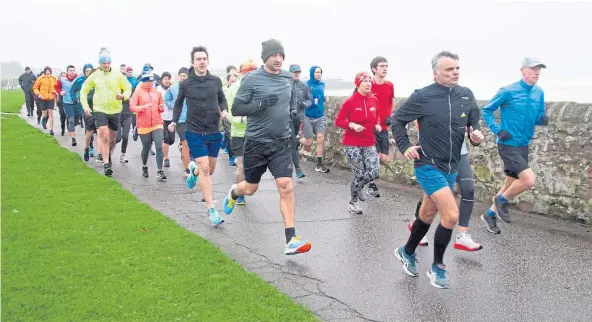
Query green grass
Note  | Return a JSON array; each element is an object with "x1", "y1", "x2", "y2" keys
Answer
[
  {"x1": 1, "y1": 115, "x2": 316, "y2": 320},
  {"x1": 1, "y1": 89, "x2": 25, "y2": 113}
]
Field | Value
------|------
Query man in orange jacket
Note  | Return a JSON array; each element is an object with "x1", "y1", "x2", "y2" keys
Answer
[{"x1": 33, "y1": 66, "x2": 58, "y2": 135}]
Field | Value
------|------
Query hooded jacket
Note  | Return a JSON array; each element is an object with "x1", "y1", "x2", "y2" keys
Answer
[
  {"x1": 304, "y1": 66, "x2": 326, "y2": 118},
  {"x1": 19, "y1": 72, "x2": 37, "y2": 93},
  {"x1": 70, "y1": 64, "x2": 95, "y2": 107},
  {"x1": 129, "y1": 83, "x2": 165, "y2": 134},
  {"x1": 482, "y1": 79, "x2": 546, "y2": 147},
  {"x1": 81, "y1": 67, "x2": 132, "y2": 114},
  {"x1": 56, "y1": 73, "x2": 78, "y2": 104},
  {"x1": 172, "y1": 68, "x2": 228, "y2": 134},
  {"x1": 33, "y1": 74, "x2": 58, "y2": 100},
  {"x1": 390, "y1": 82, "x2": 481, "y2": 174},
  {"x1": 335, "y1": 91, "x2": 379, "y2": 147}
]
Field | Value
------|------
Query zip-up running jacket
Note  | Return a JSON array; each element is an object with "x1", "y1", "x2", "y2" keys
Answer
[
  {"x1": 164, "y1": 83, "x2": 187, "y2": 123},
  {"x1": 81, "y1": 67, "x2": 132, "y2": 115},
  {"x1": 390, "y1": 82, "x2": 481, "y2": 174},
  {"x1": 172, "y1": 68, "x2": 228, "y2": 134},
  {"x1": 334, "y1": 91, "x2": 379, "y2": 147},
  {"x1": 130, "y1": 84, "x2": 164, "y2": 134},
  {"x1": 482, "y1": 79, "x2": 546, "y2": 147}
]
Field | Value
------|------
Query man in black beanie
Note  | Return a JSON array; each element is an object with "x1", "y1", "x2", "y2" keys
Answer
[{"x1": 222, "y1": 39, "x2": 312, "y2": 256}]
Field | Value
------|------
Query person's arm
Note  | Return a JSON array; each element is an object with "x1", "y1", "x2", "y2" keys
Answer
[
  {"x1": 301, "y1": 85, "x2": 312, "y2": 109},
  {"x1": 172, "y1": 83, "x2": 185, "y2": 124},
  {"x1": 18, "y1": 75, "x2": 24, "y2": 88},
  {"x1": 70, "y1": 77, "x2": 82, "y2": 103},
  {"x1": 391, "y1": 90, "x2": 424, "y2": 155},
  {"x1": 217, "y1": 80, "x2": 228, "y2": 112},
  {"x1": 226, "y1": 84, "x2": 246, "y2": 126},
  {"x1": 55, "y1": 78, "x2": 63, "y2": 94},
  {"x1": 231, "y1": 74, "x2": 259, "y2": 117},
  {"x1": 535, "y1": 92, "x2": 548, "y2": 126},
  {"x1": 466, "y1": 89, "x2": 482, "y2": 146},
  {"x1": 481, "y1": 88, "x2": 508, "y2": 135},
  {"x1": 129, "y1": 90, "x2": 145, "y2": 113},
  {"x1": 119, "y1": 75, "x2": 132, "y2": 100},
  {"x1": 164, "y1": 87, "x2": 174, "y2": 109},
  {"x1": 334, "y1": 99, "x2": 352, "y2": 130},
  {"x1": 33, "y1": 78, "x2": 41, "y2": 96},
  {"x1": 157, "y1": 91, "x2": 165, "y2": 113},
  {"x1": 80, "y1": 74, "x2": 95, "y2": 111}
]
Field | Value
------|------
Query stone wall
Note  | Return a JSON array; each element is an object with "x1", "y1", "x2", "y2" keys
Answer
[{"x1": 301, "y1": 96, "x2": 592, "y2": 224}]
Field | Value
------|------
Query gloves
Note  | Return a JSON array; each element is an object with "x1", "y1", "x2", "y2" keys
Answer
[
  {"x1": 385, "y1": 115, "x2": 393, "y2": 126},
  {"x1": 540, "y1": 114, "x2": 549, "y2": 126},
  {"x1": 259, "y1": 94, "x2": 279, "y2": 109},
  {"x1": 498, "y1": 129, "x2": 513, "y2": 141}
]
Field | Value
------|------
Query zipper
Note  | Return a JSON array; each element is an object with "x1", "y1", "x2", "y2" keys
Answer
[{"x1": 448, "y1": 87, "x2": 452, "y2": 174}]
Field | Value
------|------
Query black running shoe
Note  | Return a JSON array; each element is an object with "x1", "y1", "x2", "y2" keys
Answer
[
  {"x1": 481, "y1": 215, "x2": 501, "y2": 234},
  {"x1": 142, "y1": 166, "x2": 149, "y2": 177},
  {"x1": 157, "y1": 170, "x2": 167, "y2": 180},
  {"x1": 83, "y1": 149, "x2": 90, "y2": 162},
  {"x1": 104, "y1": 164, "x2": 113, "y2": 177}
]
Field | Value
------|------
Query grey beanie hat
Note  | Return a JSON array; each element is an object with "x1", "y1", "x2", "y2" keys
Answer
[{"x1": 261, "y1": 39, "x2": 285, "y2": 62}]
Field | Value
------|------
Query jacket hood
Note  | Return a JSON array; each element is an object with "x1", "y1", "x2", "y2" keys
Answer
[
  {"x1": 307, "y1": 66, "x2": 323, "y2": 86},
  {"x1": 65, "y1": 73, "x2": 78, "y2": 82}
]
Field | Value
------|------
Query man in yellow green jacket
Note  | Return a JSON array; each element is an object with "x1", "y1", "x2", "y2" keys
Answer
[{"x1": 81, "y1": 47, "x2": 132, "y2": 176}]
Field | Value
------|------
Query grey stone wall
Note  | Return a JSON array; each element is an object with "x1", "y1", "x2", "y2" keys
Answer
[{"x1": 301, "y1": 96, "x2": 592, "y2": 224}]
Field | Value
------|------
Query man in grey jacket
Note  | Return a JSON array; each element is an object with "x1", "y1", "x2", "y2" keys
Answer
[
  {"x1": 19, "y1": 66, "x2": 37, "y2": 116},
  {"x1": 289, "y1": 64, "x2": 311, "y2": 178}
]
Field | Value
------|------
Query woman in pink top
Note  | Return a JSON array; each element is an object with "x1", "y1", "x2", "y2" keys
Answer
[{"x1": 129, "y1": 72, "x2": 167, "y2": 180}]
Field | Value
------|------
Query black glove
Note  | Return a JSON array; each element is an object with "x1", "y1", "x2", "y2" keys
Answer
[
  {"x1": 385, "y1": 115, "x2": 393, "y2": 126},
  {"x1": 498, "y1": 129, "x2": 513, "y2": 141},
  {"x1": 540, "y1": 114, "x2": 549, "y2": 126},
  {"x1": 259, "y1": 94, "x2": 279, "y2": 108}
]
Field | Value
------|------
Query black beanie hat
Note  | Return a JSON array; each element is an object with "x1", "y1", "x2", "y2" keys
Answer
[
  {"x1": 261, "y1": 39, "x2": 285, "y2": 63},
  {"x1": 178, "y1": 67, "x2": 189, "y2": 75},
  {"x1": 43, "y1": 66, "x2": 52, "y2": 74},
  {"x1": 161, "y1": 71, "x2": 172, "y2": 79}
]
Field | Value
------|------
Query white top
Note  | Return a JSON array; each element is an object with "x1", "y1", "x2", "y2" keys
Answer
[{"x1": 157, "y1": 86, "x2": 173, "y2": 121}]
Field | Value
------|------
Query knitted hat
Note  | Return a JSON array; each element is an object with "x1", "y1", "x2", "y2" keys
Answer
[
  {"x1": 140, "y1": 72, "x2": 155, "y2": 82},
  {"x1": 161, "y1": 71, "x2": 172, "y2": 80},
  {"x1": 240, "y1": 59, "x2": 258, "y2": 73},
  {"x1": 354, "y1": 71, "x2": 372, "y2": 88},
  {"x1": 98, "y1": 47, "x2": 111, "y2": 64},
  {"x1": 261, "y1": 39, "x2": 285, "y2": 63},
  {"x1": 126, "y1": 66, "x2": 133, "y2": 72}
]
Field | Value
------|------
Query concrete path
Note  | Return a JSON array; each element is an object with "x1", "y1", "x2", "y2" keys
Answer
[{"x1": 21, "y1": 108, "x2": 592, "y2": 322}]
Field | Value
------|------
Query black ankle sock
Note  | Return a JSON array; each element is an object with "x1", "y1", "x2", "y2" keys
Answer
[
  {"x1": 285, "y1": 227, "x2": 296, "y2": 243},
  {"x1": 405, "y1": 219, "x2": 431, "y2": 255},
  {"x1": 433, "y1": 224, "x2": 453, "y2": 265},
  {"x1": 85, "y1": 147, "x2": 89, "y2": 152},
  {"x1": 414, "y1": 199, "x2": 422, "y2": 220},
  {"x1": 230, "y1": 189, "x2": 239, "y2": 200},
  {"x1": 316, "y1": 156, "x2": 322, "y2": 166}
]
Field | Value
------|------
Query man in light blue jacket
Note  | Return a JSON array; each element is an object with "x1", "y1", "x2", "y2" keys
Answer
[
  {"x1": 481, "y1": 57, "x2": 549, "y2": 232},
  {"x1": 164, "y1": 67, "x2": 189, "y2": 177}
]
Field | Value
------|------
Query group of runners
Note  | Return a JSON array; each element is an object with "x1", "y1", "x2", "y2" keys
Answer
[{"x1": 19, "y1": 40, "x2": 550, "y2": 289}]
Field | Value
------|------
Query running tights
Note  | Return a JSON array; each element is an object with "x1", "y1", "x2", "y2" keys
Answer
[
  {"x1": 140, "y1": 129, "x2": 164, "y2": 169},
  {"x1": 289, "y1": 117, "x2": 301, "y2": 170},
  {"x1": 116, "y1": 116, "x2": 132, "y2": 154},
  {"x1": 415, "y1": 154, "x2": 475, "y2": 227},
  {"x1": 344, "y1": 146, "x2": 380, "y2": 202}
]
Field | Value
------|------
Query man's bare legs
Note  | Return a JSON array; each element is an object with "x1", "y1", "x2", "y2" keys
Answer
[{"x1": 194, "y1": 156, "x2": 217, "y2": 209}]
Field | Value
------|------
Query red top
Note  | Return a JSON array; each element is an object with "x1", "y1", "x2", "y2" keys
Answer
[
  {"x1": 335, "y1": 91, "x2": 379, "y2": 147},
  {"x1": 372, "y1": 80, "x2": 395, "y2": 130}
]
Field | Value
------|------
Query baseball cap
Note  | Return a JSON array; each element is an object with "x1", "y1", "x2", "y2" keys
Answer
[
  {"x1": 522, "y1": 57, "x2": 546, "y2": 68},
  {"x1": 289, "y1": 64, "x2": 301, "y2": 73},
  {"x1": 126, "y1": 66, "x2": 133, "y2": 72}
]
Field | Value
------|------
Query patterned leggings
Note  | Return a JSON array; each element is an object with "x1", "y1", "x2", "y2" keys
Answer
[{"x1": 344, "y1": 146, "x2": 380, "y2": 202}]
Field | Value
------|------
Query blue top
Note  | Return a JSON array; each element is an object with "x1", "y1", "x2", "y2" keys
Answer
[
  {"x1": 482, "y1": 79, "x2": 546, "y2": 147},
  {"x1": 164, "y1": 83, "x2": 187, "y2": 123},
  {"x1": 305, "y1": 66, "x2": 326, "y2": 118}
]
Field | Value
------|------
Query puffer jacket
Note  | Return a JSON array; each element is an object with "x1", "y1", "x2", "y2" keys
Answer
[{"x1": 33, "y1": 75, "x2": 58, "y2": 100}]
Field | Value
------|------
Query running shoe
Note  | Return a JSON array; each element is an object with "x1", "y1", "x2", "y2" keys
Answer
[
  {"x1": 164, "y1": 159, "x2": 170, "y2": 168},
  {"x1": 186, "y1": 161, "x2": 198, "y2": 189},
  {"x1": 367, "y1": 182, "x2": 380, "y2": 197},
  {"x1": 208, "y1": 208, "x2": 224, "y2": 226},
  {"x1": 104, "y1": 164, "x2": 113, "y2": 177},
  {"x1": 157, "y1": 170, "x2": 167, "y2": 180},
  {"x1": 285, "y1": 236, "x2": 312, "y2": 255},
  {"x1": 223, "y1": 184, "x2": 238, "y2": 215},
  {"x1": 89, "y1": 148, "x2": 94, "y2": 157},
  {"x1": 83, "y1": 149, "x2": 90, "y2": 162},
  {"x1": 453, "y1": 232, "x2": 483, "y2": 251},
  {"x1": 494, "y1": 195, "x2": 511, "y2": 223},
  {"x1": 142, "y1": 166, "x2": 149, "y2": 177},
  {"x1": 394, "y1": 246, "x2": 418, "y2": 277},
  {"x1": 315, "y1": 164, "x2": 329, "y2": 173},
  {"x1": 481, "y1": 214, "x2": 501, "y2": 234},
  {"x1": 427, "y1": 264, "x2": 449, "y2": 289},
  {"x1": 348, "y1": 201, "x2": 362, "y2": 214},
  {"x1": 120, "y1": 154, "x2": 128, "y2": 163},
  {"x1": 295, "y1": 168, "x2": 306, "y2": 179},
  {"x1": 236, "y1": 196, "x2": 246, "y2": 205}
]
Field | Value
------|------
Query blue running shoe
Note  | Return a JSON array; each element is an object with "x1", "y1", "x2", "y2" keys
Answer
[
  {"x1": 229, "y1": 156, "x2": 236, "y2": 166},
  {"x1": 236, "y1": 196, "x2": 246, "y2": 205},
  {"x1": 285, "y1": 236, "x2": 312, "y2": 255},
  {"x1": 427, "y1": 264, "x2": 449, "y2": 289},
  {"x1": 223, "y1": 184, "x2": 238, "y2": 215},
  {"x1": 208, "y1": 208, "x2": 224, "y2": 226},
  {"x1": 394, "y1": 246, "x2": 418, "y2": 277},
  {"x1": 186, "y1": 161, "x2": 198, "y2": 189},
  {"x1": 296, "y1": 168, "x2": 306, "y2": 179},
  {"x1": 89, "y1": 147, "x2": 94, "y2": 157}
]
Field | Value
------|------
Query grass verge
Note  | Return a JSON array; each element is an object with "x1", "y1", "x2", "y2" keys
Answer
[
  {"x1": 1, "y1": 115, "x2": 316, "y2": 321},
  {"x1": 1, "y1": 89, "x2": 25, "y2": 113}
]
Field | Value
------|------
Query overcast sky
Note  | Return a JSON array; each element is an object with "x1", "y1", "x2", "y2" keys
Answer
[{"x1": 3, "y1": 0, "x2": 591, "y2": 101}]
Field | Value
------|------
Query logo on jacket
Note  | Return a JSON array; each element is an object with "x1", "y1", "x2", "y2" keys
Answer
[{"x1": 460, "y1": 112, "x2": 467, "y2": 118}]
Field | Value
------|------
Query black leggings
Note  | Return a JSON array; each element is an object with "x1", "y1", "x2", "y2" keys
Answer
[
  {"x1": 58, "y1": 102, "x2": 66, "y2": 132},
  {"x1": 116, "y1": 114, "x2": 132, "y2": 153},
  {"x1": 140, "y1": 129, "x2": 164, "y2": 169},
  {"x1": 289, "y1": 115, "x2": 301, "y2": 170},
  {"x1": 415, "y1": 154, "x2": 474, "y2": 227}
]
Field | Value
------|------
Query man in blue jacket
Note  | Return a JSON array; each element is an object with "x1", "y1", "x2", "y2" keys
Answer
[
  {"x1": 481, "y1": 57, "x2": 549, "y2": 233},
  {"x1": 300, "y1": 66, "x2": 329, "y2": 173}
]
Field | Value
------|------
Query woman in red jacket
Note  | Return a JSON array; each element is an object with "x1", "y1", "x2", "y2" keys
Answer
[
  {"x1": 130, "y1": 72, "x2": 167, "y2": 180},
  {"x1": 335, "y1": 72, "x2": 382, "y2": 214}
]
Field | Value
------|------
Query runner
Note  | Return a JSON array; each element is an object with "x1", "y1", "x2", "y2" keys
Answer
[
  {"x1": 224, "y1": 59, "x2": 259, "y2": 205},
  {"x1": 120, "y1": 64, "x2": 127, "y2": 75},
  {"x1": 481, "y1": 57, "x2": 548, "y2": 232},
  {"x1": 222, "y1": 39, "x2": 312, "y2": 255},
  {"x1": 168, "y1": 46, "x2": 228, "y2": 226},
  {"x1": 334, "y1": 71, "x2": 381, "y2": 214},
  {"x1": 115, "y1": 69, "x2": 135, "y2": 163},
  {"x1": 164, "y1": 67, "x2": 190, "y2": 177},
  {"x1": 56, "y1": 65, "x2": 80, "y2": 145},
  {"x1": 56, "y1": 72, "x2": 67, "y2": 136},
  {"x1": 157, "y1": 72, "x2": 174, "y2": 168},
  {"x1": 34, "y1": 71, "x2": 44, "y2": 125},
  {"x1": 19, "y1": 66, "x2": 37, "y2": 116},
  {"x1": 391, "y1": 51, "x2": 484, "y2": 288},
  {"x1": 289, "y1": 64, "x2": 311, "y2": 178},
  {"x1": 125, "y1": 67, "x2": 140, "y2": 142},
  {"x1": 80, "y1": 47, "x2": 132, "y2": 176},
  {"x1": 32, "y1": 66, "x2": 58, "y2": 135},
  {"x1": 300, "y1": 66, "x2": 330, "y2": 173},
  {"x1": 130, "y1": 70, "x2": 167, "y2": 180},
  {"x1": 223, "y1": 73, "x2": 237, "y2": 166},
  {"x1": 367, "y1": 56, "x2": 395, "y2": 198},
  {"x1": 71, "y1": 64, "x2": 96, "y2": 161}
]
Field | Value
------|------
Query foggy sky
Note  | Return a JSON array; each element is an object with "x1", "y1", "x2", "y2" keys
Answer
[{"x1": 3, "y1": 0, "x2": 591, "y2": 101}]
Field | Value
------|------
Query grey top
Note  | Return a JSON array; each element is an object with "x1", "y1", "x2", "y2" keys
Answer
[
  {"x1": 293, "y1": 79, "x2": 312, "y2": 113},
  {"x1": 231, "y1": 67, "x2": 296, "y2": 142}
]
